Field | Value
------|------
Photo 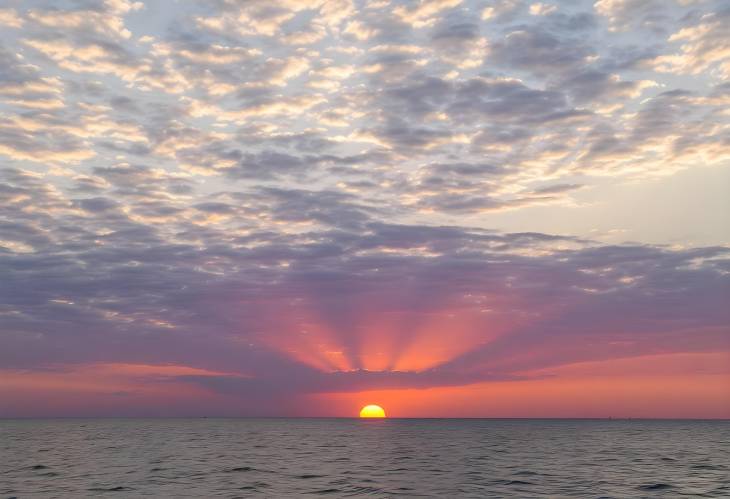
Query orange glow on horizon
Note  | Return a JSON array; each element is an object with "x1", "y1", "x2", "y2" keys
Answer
[
  {"x1": 315, "y1": 352, "x2": 730, "y2": 419},
  {"x1": 2, "y1": 353, "x2": 726, "y2": 418}
]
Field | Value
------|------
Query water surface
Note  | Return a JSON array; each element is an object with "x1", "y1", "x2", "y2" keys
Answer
[{"x1": 1, "y1": 419, "x2": 728, "y2": 497}]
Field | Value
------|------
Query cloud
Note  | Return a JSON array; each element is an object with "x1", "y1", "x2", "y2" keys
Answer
[
  {"x1": 652, "y1": 8, "x2": 730, "y2": 78},
  {"x1": 529, "y1": 3, "x2": 558, "y2": 16},
  {"x1": 1, "y1": 155, "x2": 727, "y2": 395},
  {"x1": 0, "y1": 0, "x2": 727, "y2": 413},
  {"x1": 430, "y1": 20, "x2": 488, "y2": 68},
  {"x1": 393, "y1": 0, "x2": 463, "y2": 28},
  {"x1": 489, "y1": 27, "x2": 595, "y2": 77},
  {"x1": 557, "y1": 70, "x2": 657, "y2": 110},
  {"x1": 0, "y1": 44, "x2": 63, "y2": 100},
  {"x1": 27, "y1": 4, "x2": 138, "y2": 40},
  {"x1": 593, "y1": 0, "x2": 671, "y2": 32},
  {"x1": 0, "y1": 8, "x2": 23, "y2": 28}
]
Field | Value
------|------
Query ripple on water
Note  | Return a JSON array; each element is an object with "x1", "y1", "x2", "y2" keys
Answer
[
  {"x1": 637, "y1": 483, "x2": 674, "y2": 491},
  {"x1": 226, "y1": 466, "x2": 254, "y2": 472},
  {"x1": 502, "y1": 480, "x2": 534, "y2": 486},
  {"x1": 2, "y1": 419, "x2": 728, "y2": 498},
  {"x1": 691, "y1": 464, "x2": 723, "y2": 470}
]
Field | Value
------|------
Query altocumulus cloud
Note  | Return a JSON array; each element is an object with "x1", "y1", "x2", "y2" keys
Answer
[{"x1": 0, "y1": 0, "x2": 728, "y2": 410}]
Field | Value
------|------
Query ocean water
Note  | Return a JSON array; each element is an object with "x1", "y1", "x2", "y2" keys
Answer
[{"x1": 1, "y1": 419, "x2": 728, "y2": 498}]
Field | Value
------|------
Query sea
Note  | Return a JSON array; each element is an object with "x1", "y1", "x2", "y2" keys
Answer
[{"x1": 1, "y1": 418, "x2": 728, "y2": 498}]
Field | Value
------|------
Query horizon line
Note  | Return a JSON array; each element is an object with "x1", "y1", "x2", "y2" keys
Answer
[{"x1": 2, "y1": 416, "x2": 728, "y2": 421}]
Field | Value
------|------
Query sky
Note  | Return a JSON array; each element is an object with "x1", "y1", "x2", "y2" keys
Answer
[{"x1": 0, "y1": 0, "x2": 728, "y2": 418}]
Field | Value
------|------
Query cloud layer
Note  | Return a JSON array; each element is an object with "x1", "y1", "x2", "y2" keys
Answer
[{"x1": 0, "y1": 0, "x2": 728, "y2": 416}]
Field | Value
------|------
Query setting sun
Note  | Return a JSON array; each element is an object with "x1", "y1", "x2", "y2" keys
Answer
[{"x1": 359, "y1": 404, "x2": 386, "y2": 418}]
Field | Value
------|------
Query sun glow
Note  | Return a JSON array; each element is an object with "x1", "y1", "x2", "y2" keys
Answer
[{"x1": 359, "y1": 404, "x2": 386, "y2": 418}]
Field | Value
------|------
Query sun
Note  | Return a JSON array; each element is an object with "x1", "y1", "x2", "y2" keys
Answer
[{"x1": 359, "y1": 404, "x2": 386, "y2": 418}]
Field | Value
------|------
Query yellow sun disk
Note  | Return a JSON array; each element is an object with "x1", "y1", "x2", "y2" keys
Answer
[{"x1": 359, "y1": 404, "x2": 386, "y2": 418}]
